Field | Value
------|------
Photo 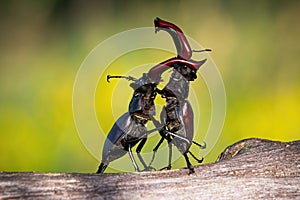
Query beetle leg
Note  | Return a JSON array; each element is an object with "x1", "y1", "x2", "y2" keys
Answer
[
  {"x1": 128, "y1": 144, "x2": 140, "y2": 172},
  {"x1": 188, "y1": 150, "x2": 204, "y2": 163},
  {"x1": 166, "y1": 135, "x2": 172, "y2": 170},
  {"x1": 183, "y1": 153, "x2": 195, "y2": 174},
  {"x1": 149, "y1": 136, "x2": 164, "y2": 167},
  {"x1": 96, "y1": 163, "x2": 108, "y2": 174},
  {"x1": 163, "y1": 129, "x2": 191, "y2": 145},
  {"x1": 159, "y1": 134, "x2": 173, "y2": 170},
  {"x1": 192, "y1": 141, "x2": 206, "y2": 149},
  {"x1": 136, "y1": 137, "x2": 150, "y2": 170}
]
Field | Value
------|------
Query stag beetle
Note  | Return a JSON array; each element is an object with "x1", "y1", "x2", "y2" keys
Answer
[
  {"x1": 96, "y1": 58, "x2": 185, "y2": 173},
  {"x1": 96, "y1": 72, "x2": 157, "y2": 173},
  {"x1": 147, "y1": 17, "x2": 210, "y2": 174},
  {"x1": 96, "y1": 17, "x2": 210, "y2": 174}
]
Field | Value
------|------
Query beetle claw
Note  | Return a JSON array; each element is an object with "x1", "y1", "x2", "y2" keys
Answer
[
  {"x1": 188, "y1": 168, "x2": 195, "y2": 174},
  {"x1": 160, "y1": 165, "x2": 172, "y2": 171},
  {"x1": 143, "y1": 166, "x2": 156, "y2": 171}
]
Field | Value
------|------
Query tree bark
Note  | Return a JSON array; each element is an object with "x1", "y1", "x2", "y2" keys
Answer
[{"x1": 0, "y1": 138, "x2": 299, "y2": 199}]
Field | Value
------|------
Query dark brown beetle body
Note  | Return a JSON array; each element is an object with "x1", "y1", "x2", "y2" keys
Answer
[{"x1": 97, "y1": 17, "x2": 209, "y2": 174}]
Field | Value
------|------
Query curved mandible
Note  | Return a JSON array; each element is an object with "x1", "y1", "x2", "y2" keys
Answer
[
  {"x1": 148, "y1": 57, "x2": 208, "y2": 83},
  {"x1": 154, "y1": 17, "x2": 192, "y2": 60}
]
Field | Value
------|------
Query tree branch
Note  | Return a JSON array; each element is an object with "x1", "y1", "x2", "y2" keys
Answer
[{"x1": 1, "y1": 138, "x2": 299, "y2": 199}]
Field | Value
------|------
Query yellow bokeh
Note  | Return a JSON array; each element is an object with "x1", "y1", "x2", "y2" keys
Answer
[{"x1": 0, "y1": 0, "x2": 299, "y2": 172}]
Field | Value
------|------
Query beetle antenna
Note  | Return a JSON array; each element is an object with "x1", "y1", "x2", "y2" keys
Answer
[
  {"x1": 192, "y1": 48, "x2": 212, "y2": 52},
  {"x1": 107, "y1": 75, "x2": 137, "y2": 83}
]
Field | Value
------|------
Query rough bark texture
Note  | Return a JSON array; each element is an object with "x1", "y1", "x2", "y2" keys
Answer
[{"x1": 0, "y1": 138, "x2": 299, "y2": 199}]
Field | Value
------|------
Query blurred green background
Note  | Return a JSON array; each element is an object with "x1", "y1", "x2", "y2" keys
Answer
[{"x1": 0, "y1": 0, "x2": 299, "y2": 173}]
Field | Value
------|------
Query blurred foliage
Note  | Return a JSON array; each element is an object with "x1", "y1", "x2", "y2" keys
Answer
[{"x1": 0, "y1": 0, "x2": 299, "y2": 173}]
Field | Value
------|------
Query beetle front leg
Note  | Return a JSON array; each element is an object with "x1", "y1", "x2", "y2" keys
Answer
[{"x1": 128, "y1": 144, "x2": 141, "y2": 172}]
